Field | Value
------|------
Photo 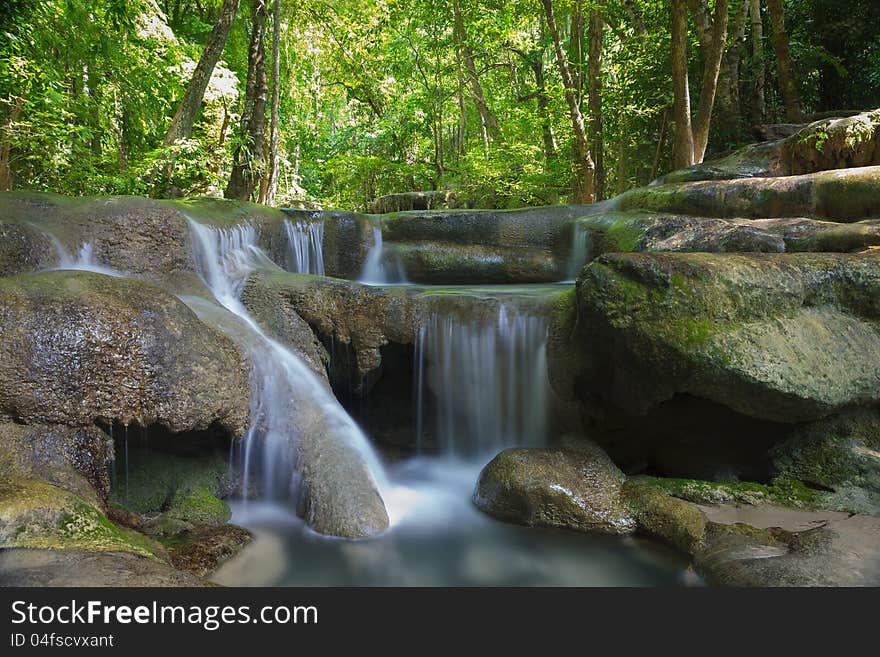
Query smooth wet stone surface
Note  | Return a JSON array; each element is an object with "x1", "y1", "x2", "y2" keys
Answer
[{"x1": 474, "y1": 444, "x2": 636, "y2": 535}]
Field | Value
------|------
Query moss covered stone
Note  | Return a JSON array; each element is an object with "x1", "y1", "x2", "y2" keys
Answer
[
  {"x1": 109, "y1": 450, "x2": 232, "y2": 534},
  {"x1": 563, "y1": 251, "x2": 880, "y2": 423},
  {"x1": 0, "y1": 476, "x2": 163, "y2": 559}
]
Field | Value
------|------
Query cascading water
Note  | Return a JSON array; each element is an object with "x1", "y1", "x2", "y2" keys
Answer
[
  {"x1": 184, "y1": 219, "x2": 388, "y2": 505},
  {"x1": 360, "y1": 225, "x2": 409, "y2": 285},
  {"x1": 414, "y1": 297, "x2": 549, "y2": 457},
  {"x1": 284, "y1": 219, "x2": 325, "y2": 275},
  {"x1": 565, "y1": 222, "x2": 591, "y2": 281},
  {"x1": 49, "y1": 239, "x2": 123, "y2": 277}
]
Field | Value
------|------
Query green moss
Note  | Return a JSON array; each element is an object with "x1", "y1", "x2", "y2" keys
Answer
[
  {"x1": 109, "y1": 450, "x2": 232, "y2": 531},
  {"x1": 0, "y1": 476, "x2": 164, "y2": 559},
  {"x1": 632, "y1": 475, "x2": 818, "y2": 509},
  {"x1": 623, "y1": 482, "x2": 707, "y2": 555},
  {"x1": 168, "y1": 488, "x2": 231, "y2": 525}
]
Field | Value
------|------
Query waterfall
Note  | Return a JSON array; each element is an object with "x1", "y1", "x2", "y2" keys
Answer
[
  {"x1": 49, "y1": 239, "x2": 123, "y2": 277},
  {"x1": 565, "y1": 222, "x2": 591, "y2": 281},
  {"x1": 184, "y1": 220, "x2": 388, "y2": 503},
  {"x1": 414, "y1": 300, "x2": 549, "y2": 457},
  {"x1": 360, "y1": 225, "x2": 408, "y2": 285},
  {"x1": 284, "y1": 219, "x2": 325, "y2": 275}
]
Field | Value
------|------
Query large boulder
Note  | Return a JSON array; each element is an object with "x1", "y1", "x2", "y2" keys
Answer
[
  {"x1": 577, "y1": 211, "x2": 880, "y2": 258},
  {"x1": 0, "y1": 271, "x2": 250, "y2": 434},
  {"x1": 619, "y1": 166, "x2": 880, "y2": 222},
  {"x1": 473, "y1": 442, "x2": 636, "y2": 535},
  {"x1": 553, "y1": 251, "x2": 880, "y2": 424},
  {"x1": 244, "y1": 271, "x2": 420, "y2": 390}
]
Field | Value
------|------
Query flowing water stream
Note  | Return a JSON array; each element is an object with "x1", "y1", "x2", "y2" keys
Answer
[{"x1": 45, "y1": 217, "x2": 693, "y2": 586}]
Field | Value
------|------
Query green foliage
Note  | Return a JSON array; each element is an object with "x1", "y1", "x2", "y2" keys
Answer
[{"x1": 1, "y1": 0, "x2": 877, "y2": 207}]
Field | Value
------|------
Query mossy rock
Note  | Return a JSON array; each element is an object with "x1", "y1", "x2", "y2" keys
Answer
[
  {"x1": 0, "y1": 475, "x2": 163, "y2": 559},
  {"x1": 772, "y1": 409, "x2": 880, "y2": 515},
  {"x1": 628, "y1": 475, "x2": 819, "y2": 509},
  {"x1": 623, "y1": 481, "x2": 707, "y2": 554},
  {"x1": 566, "y1": 251, "x2": 880, "y2": 424},
  {"x1": 109, "y1": 450, "x2": 232, "y2": 534},
  {"x1": 474, "y1": 444, "x2": 636, "y2": 535}
]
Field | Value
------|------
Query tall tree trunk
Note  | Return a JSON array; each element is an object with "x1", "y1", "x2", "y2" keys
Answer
[
  {"x1": 541, "y1": 0, "x2": 595, "y2": 203},
  {"x1": 750, "y1": 0, "x2": 766, "y2": 125},
  {"x1": 260, "y1": 0, "x2": 282, "y2": 206},
  {"x1": 588, "y1": 9, "x2": 604, "y2": 200},
  {"x1": 569, "y1": 0, "x2": 585, "y2": 104},
  {"x1": 453, "y1": 0, "x2": 499, "y2": 148},
  {"x1": 534, "y1": 58, "x2": 557, "y2": 162},
  {"x1": 671, "y1": 0, "x2": 694, "y2": 169},
  {"x1": 164, "y1": 0, "x2": 241, "y2": 145},
  {"x1": 766, "y1": 0, "x2": 803, "y2": 122},
  {"x1": 0, "y1": 95, "x2": 24, "y2": 191},
  {"x1": 715, "y1": 0, "x2": 750, "y2": 143},
  {"x1": 226, "y1": 0, "x2": 269, "y2": 200},
  {"x1": 455, "y1": 41, "x2": 467, "y2": 158},
  {"x1": 692, "y1": 0, "x2": 729, "y2": 162}
]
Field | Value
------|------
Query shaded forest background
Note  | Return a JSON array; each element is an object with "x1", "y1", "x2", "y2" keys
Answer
[{"x1": 1, "y1": 0, "x2": 879, "y2": 210}]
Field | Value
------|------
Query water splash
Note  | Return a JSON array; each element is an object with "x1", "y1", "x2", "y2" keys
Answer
[
  {"x1": 284, "y1": 219, "x2": 325, "y2": 275},
  {"x1": 360, "y1": 225, "x2": 408, "y2": 285},
  {"x1": 185, "y1": 219, "x2": 389, "y2": 504},
  {"x1": 414, "y1": 299, "x2": 549, "y2": 457}
]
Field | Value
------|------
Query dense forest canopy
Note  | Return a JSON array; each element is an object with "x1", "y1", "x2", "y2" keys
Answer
[{"x1": 1, "y1": 0, "x2": 878, "y2": 209}]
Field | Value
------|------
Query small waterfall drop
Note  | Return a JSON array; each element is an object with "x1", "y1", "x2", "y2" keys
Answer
[
  {"x1": 360, "y1": 225, "x2": 408, "y2": 285},
  {"x1": 185, "y1": 219, "x2": 388, "y2": 504},
  {"x1": 284, "y1": 219, "x2": 325, "y2": 275},
  {"x1": 50, "y1": 239, "x2": 123, "y2": 277},
  {"x1": 414, "y1": 299, "x2": 550, "y2": 457},
  {"x1": 565, "y1": 222, "x2": 591, "y2": 281}
]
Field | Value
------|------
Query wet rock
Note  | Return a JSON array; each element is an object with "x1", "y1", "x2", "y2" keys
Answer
[
  {"x1": 382, "y1": 204, "x2": 594, "y2": 252},
  {"x1": 0, "y1": 270, "x2": 250, "y2": 435},
  {"x1": 623, "y1": 481, "x2": 707, "y2": 554},
  {"x1": 779, "y1": 109, "x2": 880, "y2": 175},
  {"x1": 620, "y1": 166, "x2": 880, "y2": 222},
  {"x1": 556, "y1": 251, "x2": 880, "y2": 424},
  {"x1": 0, "y1": 475, "x2": 163, "y2": 558},
  {"x1": 240, "y1": 274, "x2": 330, "y2": 381},
  {"x1": 0, "y1": 549, "x2": 204, "y2": 587},
  {"x1": 244, "y1": 272, "x2": 420, "y2": 388},
  {"x1": 623, "y1": 483, "x2": 880, "y2": 586},
  {"x1": 281, "y1": 208, "x2": 373, "y2": 279},
  {"x1": 390, "y1": 241, "x2": 562, "y2": 284},
  {"x1": 0, "y1": 221, "x2": 55, "y2": 276},
  {"x1": 474, "y1": 443, "x2": 636, "y2": 535},
  {"x1": 579, "y1": 211, "x2": 880, "y2": 257},
  {"x1": 166, "y1": 524, "x2": 251, "y2": 578},
  {"x1": 657, "y1": 109, "x2": 880, "y2": 184},
  {"x1": 0, "y1": 192, "x2": 292, "y2": 280},
  {"x1": 772, "y1": 409, "x2": 880, "y2": 515},
  {"x1": 109, "y1": 450, "x2": 234, "y2": 535},
  {"x1": 0, "y1": 423, "x2": 112, "y2": 503}
]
